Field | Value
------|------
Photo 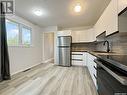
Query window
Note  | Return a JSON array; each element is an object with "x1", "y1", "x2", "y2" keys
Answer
[
  {"x1": 21, "y1": 26, "x2": 31, "y2": 46},
  {"x1": 6, "y1": 19, "x2": 32, "y2": 47},
  {"x1": 6, "y1": 20, "x2": 19, "y2": 46}
]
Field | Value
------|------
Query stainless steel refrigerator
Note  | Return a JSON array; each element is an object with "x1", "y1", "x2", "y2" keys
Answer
[{"x1": 58, "y1": 36, "x2": 72, "y2": 67}]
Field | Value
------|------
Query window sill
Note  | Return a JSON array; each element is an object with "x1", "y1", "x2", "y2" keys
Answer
[{"x1": 8, "y1": 45, "x2": 33, "y2": 48}]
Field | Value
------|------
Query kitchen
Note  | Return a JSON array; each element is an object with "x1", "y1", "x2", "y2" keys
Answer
[{"x1": 0, "y1": 0, "x2": 127, "y2": 95}]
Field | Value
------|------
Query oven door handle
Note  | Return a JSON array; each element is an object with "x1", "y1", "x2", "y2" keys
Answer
[{"x1": 94, "y1": 59, "x2": 127, "y2": 85}]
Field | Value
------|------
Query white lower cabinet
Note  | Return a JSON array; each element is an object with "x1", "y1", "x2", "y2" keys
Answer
[
  {"x1": 86, "y1": 53, "x2": 97, "y2": 88},
  {"x1": 71, "y1": 52, "x2": 87, "y2": 66},
  {"x1": 71, "y1": 52, "x2": 97, "y2": 87}
]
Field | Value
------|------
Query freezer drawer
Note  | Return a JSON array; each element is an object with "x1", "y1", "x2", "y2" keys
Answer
[{"x1": 59, "y1": 47, "x2": 71, "y2": 66}]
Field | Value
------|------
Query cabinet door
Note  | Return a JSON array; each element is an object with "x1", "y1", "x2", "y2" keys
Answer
[
  {"x1": 94, "y1": 15, "x2": 106, "y2": 37},
  {"x1": 94, "y1": 0, "x2": 118, "y2": 36},
  {"x1": 118, "y1": 0, "x2": 127, "y2": 14},
  {"x1": 83, "y1": 52, "x2": 88, "y2": 66},
  {"x1": 57, "y1": 30, "x2": 71, "y2": 36},
  {"x1": 71, "y1": 29, "x2": 95, "y2": 43},
  {"x1": 87, "y1": 53, "x2": 97, "y2": 87},
  {"x1": 71, "y1": 31, "x2": 81, "y2": 43},
  {"x1": 84, "y1": 29, "x2": 96, "y2": 42},
  {"x1": 105, "y1": 0, "x2": 118, "y2": 36}
]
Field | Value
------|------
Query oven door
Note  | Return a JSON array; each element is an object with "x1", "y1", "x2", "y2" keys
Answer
[{"x1": 95, "y1": 60, "x2": 127, "y2": 95}]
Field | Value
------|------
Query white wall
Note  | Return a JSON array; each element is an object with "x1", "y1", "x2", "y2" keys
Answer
[
  {"x1": 43, "y1": 32, "x2": 54, "y2": 63},
  {"x1": 6, "y1": 15, "x2": 43, "y2": 75}
]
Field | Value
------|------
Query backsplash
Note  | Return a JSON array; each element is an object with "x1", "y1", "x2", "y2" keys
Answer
[
  {"x1": 96, "y1": 32, "x2": 127, "y2": 54},
  {"x1": 71, "y1": 43, "x2": 96, "y2": 51},
  {"x1": 72, "y1": 32, "x2": 127, "y2": 54}
]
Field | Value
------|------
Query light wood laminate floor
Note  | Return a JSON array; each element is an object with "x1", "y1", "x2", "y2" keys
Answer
[{"x1": 0, "y1": 63, "x2": 98, "y2": 95}]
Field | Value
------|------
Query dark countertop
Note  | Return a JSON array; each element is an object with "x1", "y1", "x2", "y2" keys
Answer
[
  {"x1": 71, "y1": 50, "x2": 88, "y2": 52},
  {"x1": 89, "y1": 52, "x2": 127, "y2": 72},
  {"x1": 71, "y1": 50, "x2": 127, "y2": 72}
]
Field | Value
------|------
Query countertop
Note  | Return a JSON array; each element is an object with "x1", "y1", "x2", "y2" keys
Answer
[
  {"x1": 72, "y1": 50, "x2": 127, "y2": 72},
  {"x1": 72, "y1": 50, "x2": 127, "y2": 85},
  {"x1": 71, "y1": 50, "x2": 88, "y2": 52},
  {"x1": 89, "y1": 52, "x2": 127, "y2": 72}
]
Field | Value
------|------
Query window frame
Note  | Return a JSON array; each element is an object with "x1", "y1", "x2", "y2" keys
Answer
[
  {"x1": 6, "y1": 18, "x2": 32, "y2": 47},
  {"x1": 20, "y1": 24, "x2": 32, "y2": 47},
  {"x1": 6, "y1": 19, "x2": 20, "y2": 47}
]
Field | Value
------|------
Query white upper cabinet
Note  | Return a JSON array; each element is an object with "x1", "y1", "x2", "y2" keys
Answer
[
  {"x1": 71, "y1": 28, "x2": 96, "y2": 43},
  {"x1": 105, "y1": 0, "x2": 118, "y2": 36},
  {"x1": 71, "y1": 31, "x2": 80, "y2": 42},
  {"x1": 94, "y1": 0, "x2": 118, "y2": 36},
  {"x1": 57, "y1": 30, "x2": 71, "y2": 36},
  {"x1": 118, "y1": 0, "x2": 127, "y2": 14},
  {"x1": 94, "y1": 16, "x2": 106, "y2": 37}
]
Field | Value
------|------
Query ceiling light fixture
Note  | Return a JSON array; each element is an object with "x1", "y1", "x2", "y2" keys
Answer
[
  {"x1": 74, "y1": 3, "x2": 82, "y2": 13},
  {"x1": 33, "y1": 9, "x2": 42, "y2": 16}
]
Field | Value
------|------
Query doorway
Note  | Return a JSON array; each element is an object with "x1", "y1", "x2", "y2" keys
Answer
[{"x1": 43, "y1": 32, "x2": 54, "y2": 63}]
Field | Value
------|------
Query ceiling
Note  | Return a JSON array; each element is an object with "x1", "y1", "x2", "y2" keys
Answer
[{"x1": 15, "y1": 0, "x2": 111, "y2": 28}]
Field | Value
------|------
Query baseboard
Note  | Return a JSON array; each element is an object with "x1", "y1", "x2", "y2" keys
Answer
[
  {"x1": 43, "y1": 58, "x2": 54, "y2": 63},
  {"x1": 11, "y1": 58, "x2": 54, "y2": 76},
  {"x1": 11, "y1": 62, "x2": 43, "y2": 76}
]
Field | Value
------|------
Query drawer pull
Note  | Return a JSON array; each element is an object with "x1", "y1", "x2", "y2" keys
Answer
[
  {"x1": 72, "y1": 54, "x2": 83, "y2": 55},
  {"x1": 94, "y1": 66, "x2": 97, "y2": 70},
  {"x1": 72, "y1": 59, "x2": 83, "y2": 61},
  {"x1": 94, "y1": 74, "x2": 97, "y2": 79}
]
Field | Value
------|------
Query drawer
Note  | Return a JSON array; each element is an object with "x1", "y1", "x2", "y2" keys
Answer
[
  {"x1": 72, "y1": 55, "x2": 83, "y2": 60},
  {"x1": 92, "y1": 73, "x2": 97, "y2": 88},
  {"x1": 89, "y1": 61, "x2": 97, "y2": 68},
  {"x1": 92, "y1": 67, "x2": 97, "y2": 77},
  {"x1": 72, "y1": 52, "x2": 84, "y2": 55},
  {"x1": 71, "y1": 52, "x2": 86, "y2": 66},
  {"x1": 72, "y1": 60, "x2": 84, "y2": 66},
  {"x1": 90, "y1": 64, "x2": 97, "y2": 75}
]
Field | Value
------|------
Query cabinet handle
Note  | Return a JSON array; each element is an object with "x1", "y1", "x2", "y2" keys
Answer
[
  {"x1": 94, "y1": 66, "x2": 97, "y2": 70},
  {"x1": 72, "y1": 59, "x2": 83, "y2": 61},
  {"x1": 72, "y1": 54, "x2": 83, "y2": 55},
  {"x1": 94, "y1": 74, "x2": 97, "y2": 79}
]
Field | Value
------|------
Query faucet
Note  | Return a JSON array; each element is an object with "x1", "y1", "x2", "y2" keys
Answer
[{"x1": 103, "y1": 40, "x2": 110, "y2": 52}]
